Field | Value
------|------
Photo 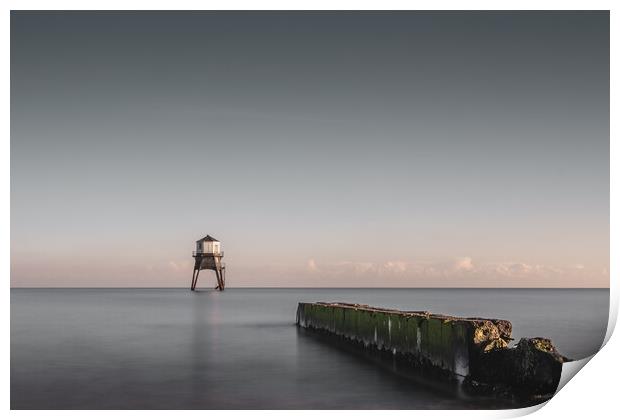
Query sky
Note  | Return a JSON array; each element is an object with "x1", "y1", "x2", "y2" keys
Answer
[{"x1": 11, "y1": 11, "x2": 609, "y2": 288}]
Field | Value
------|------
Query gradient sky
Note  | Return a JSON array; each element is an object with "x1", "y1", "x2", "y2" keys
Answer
[{"x1": 11, "y1": 11, "x2": 609, "y2": 287}]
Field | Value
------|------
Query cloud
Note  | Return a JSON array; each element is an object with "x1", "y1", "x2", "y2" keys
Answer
[
  {"x1": 306, "y1": 259, "x2": 318, "y2": 272},
  {"x1": 167, "y1": 260, "x2": 191, "y2": 271},
  {"x1": 295, "y1": 256, "x2": 608, "y2": 287},
  {"x1": 383, "y1": 260, "x2": 408, "y2": 273},
  {"x1": 506, "y1": 262, "x2": 533, "y2": 276},
  {"x1": 455, "y1": 257, "x2": 474, "y2": 272},
  {"x1": 199, "y1": 256, "x2": 608, "y2": 288}
]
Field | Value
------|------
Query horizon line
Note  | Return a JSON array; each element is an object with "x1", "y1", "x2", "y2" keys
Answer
[{"x1": 9, "y1": 286, "x2": 611, "y2": 290}]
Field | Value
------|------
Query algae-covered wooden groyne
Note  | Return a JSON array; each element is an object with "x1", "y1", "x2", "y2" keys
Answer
[{"x1": 296, "y1": 302, "x2": 569, "y2": 399}]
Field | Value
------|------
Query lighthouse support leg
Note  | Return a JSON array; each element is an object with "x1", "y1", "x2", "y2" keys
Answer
[
  {"x1": 215, "y1": 269, "x2": 222, "y2": 290},
  {"x1": 220, "y1": 268, "x2": 226, "y2": 290},
  {"x1": 190, "y1": 269, "x2": 196, "y2": 291},
  {"x1": 192, "y1": 269, "x2": 201, "y2": 291}
]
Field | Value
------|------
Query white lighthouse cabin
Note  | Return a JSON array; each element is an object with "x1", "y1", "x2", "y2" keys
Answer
[{"x1": 195, "y1": 235, "x2": 222, "y2": 256}]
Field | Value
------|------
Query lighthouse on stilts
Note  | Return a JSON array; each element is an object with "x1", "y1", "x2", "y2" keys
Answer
[{"x1": 191, "y1": 235, "x2": 226, "y2": 291}]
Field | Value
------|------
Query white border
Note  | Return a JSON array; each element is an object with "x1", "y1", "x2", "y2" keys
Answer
[{"x1": 3, "y1": 2, "x2": 617, "y2": 419}]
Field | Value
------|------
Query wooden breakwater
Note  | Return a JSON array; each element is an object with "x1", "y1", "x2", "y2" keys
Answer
[{"x1": 296, "y1": 302, "x2": 569, "y2": 399}]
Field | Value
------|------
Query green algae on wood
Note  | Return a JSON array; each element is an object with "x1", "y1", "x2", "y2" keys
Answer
[{"x1": 296, "y1": 302, "x2": 568, "y2": 399}]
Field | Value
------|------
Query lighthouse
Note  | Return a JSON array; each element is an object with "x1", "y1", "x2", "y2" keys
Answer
[{"x1": 191, "y1": 235, "x2": 226, "y2": 291}]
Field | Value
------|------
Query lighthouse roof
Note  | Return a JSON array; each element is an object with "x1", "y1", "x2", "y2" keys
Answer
[{"x1": 197, "y1": 234, "x2": 219, "y2": 243}]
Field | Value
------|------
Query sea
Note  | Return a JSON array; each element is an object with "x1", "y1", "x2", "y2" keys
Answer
[{"x1": 11, "y1": 288, "x2": 609, "y2": 409}]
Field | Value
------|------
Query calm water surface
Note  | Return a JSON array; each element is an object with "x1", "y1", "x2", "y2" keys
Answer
[{"x1": 11, "y1": 288, "x2": 608, "y2": 409}]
